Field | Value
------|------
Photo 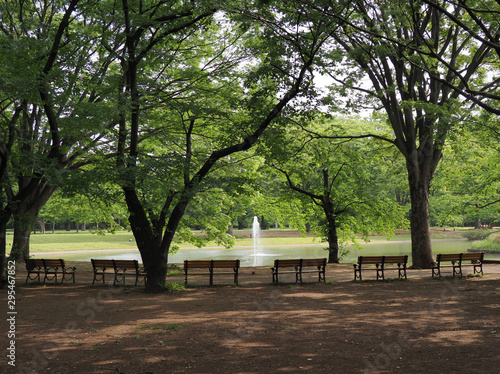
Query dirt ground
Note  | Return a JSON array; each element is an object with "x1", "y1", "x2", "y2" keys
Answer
[{"x1": 4, "y1": 261, "x2": 500, "y2": 374}]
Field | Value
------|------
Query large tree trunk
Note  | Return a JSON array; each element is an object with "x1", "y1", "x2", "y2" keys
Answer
[
  {"x1": 10, "y1": 207, "x2": 38, "y2": 261},
  {"x1": 407, "y1": 160, "x2": 435, "y2": 269},
  {"x1": 141, "y1": 247, "x2": 169, "y2": 293},
  {"x1": 9, "y1": 185, "x2": 58, "y2": 261},
  {"x1": 11, "y1": 206, "x2": 41, "y2": 261},
  {"x1": 11, "y1": 219, "x2": 33, "y2": 261},
  {"x1": 123, "y1": 187, "x2": 172, "y2": 293}
]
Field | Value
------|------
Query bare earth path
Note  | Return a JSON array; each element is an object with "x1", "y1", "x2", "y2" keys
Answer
[{"x1": 4, "y1": 263, "x2": 500, "y2": 373}]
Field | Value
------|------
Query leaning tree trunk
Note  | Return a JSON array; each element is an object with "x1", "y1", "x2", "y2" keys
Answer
[
  {"x1": 10, "y1": 211, "x2": 38, "y2": 261},
  {"x1": 407, "y1": 167, "x2": 435, "y2": 269},
  {"x1": 123, "y1": 186, "x2": 175, "y2": 293},
  {"x1": 9, "y1": 184, "x2": 58, "y2": 261}
]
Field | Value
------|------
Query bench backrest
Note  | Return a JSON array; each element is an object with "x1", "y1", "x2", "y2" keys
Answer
[
  {"x1": 210, "y1": 260, "x2": 240, "y2": 268},
  {"x1": 184, "y1": 260, "x2": 212, "y2": 269},
  {"x1": 25, "y1": 258, "x2": 44, "y2": 270},
  {"x1": 184, "y1": 260, "x2": 240, "y2": 269},
  {"x1": 300, "y1": 258, "x2": 327, "y2": 267},
  {"x1": 274, "y1": 259, "x2": 302, "y2": 268},
  {"x1": 113, "y1": 260, "x2": 139, "y2": 269},
  {"x1": 357, "y1": 256, "x2": 385, "y2": 265},
  {"x1": 437, "y1": 253, "x2": 483, "y2": 263},
  {"x1": 274, "y1": 258, "x2": 326, "y2": 268},
  {"x1": 91, "y1": 259, "x2": 115, "y2": 269},
  {"x1": 460, "y1": 252, "x2": 484, "y2": 262},
  {"x1": 382, "y1": 255, "x2": 408, "y2": 264},
  {"x1": 357, "y1": 255, "x2": 407, "y2": 265},
  {"x1": 436, "y1": 253, "x2": 461, "y2": 262},
  {"x1": 26, "y1": 258, "x2": 66, "y2": 270},
  {"x1": 42, "y1": 259, "x2": 65, "y2": 269}
]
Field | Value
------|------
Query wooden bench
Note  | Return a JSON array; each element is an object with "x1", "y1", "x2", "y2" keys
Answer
[
  {"x1": 184, "y1": 260, "x2": 240, "y2": 286},
  {"x1": 271, "y1": 258, "x2": 327, "y2": 284},
  {"x1": 353, "y1": 255, "x2": 408, "y2": 281},
  {"x1": 25, "y1": 258, "x2": 76, "y2": 284},
  {"x1": 91, "y1": 259, "x2": 147, "y2": 286},
  {"x1": 431, "y1": 252, "x2": 484, "y2": 278}
]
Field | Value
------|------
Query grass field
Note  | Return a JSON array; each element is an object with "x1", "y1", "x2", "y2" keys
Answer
[
  {"x1": 4, "y1": 226, "x2": 484, "y2": 254},
  {"x1": 5, "y1": 229, "x2": 322, "y2": 253}
]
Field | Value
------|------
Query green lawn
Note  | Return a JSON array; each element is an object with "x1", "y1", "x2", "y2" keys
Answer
[
  {"x1": 6, "y1": 230, "x2": 138, "y2": 253},
  {"x1": 4, "y1": 227, "x2": 481, "y2": 254},
  {"x1": 5, "y1": 230, "x2": 321, "y2": 253}
]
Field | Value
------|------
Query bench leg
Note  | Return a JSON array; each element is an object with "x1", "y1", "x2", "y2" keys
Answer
[
  {"x1": 272, "y1": 269, "x2": 278, "y2": 284},
  {"x1": 209, "y1": 268, "x2": 214, "y2": 286},
  {"x1": 318, "y1": 268, "x2": 325, "y2": 282},
  {"x1": 62, "y1": 271, "x2": 75, "y2": 284},
  {"x1": 114, "y1": 272, "x2": 124, "y2": 286},
  {"x1": 43, "y1": 272, "x2": 57, "y2": 284},
  {"x1": 376, "y1": 265, "x2": 384, "y2": 280},
  {"x1": 453, "y1": 262, "x2": 462, "y2": 277},
  {"x1": 92, "y1": 270, "x2": 106, "y2": 286},
  {"x1": 234, "y1": 269, "x2": 239, "y2": 285},
  {"x1": 353, "y1": 267, "x2": 362, "y2": 281},
  {"x1": 474, "y1": 263, "x2": 483, "y2": 275},
  {"x1": 432, "y1": 266, "x2": 440, "y2": 278},
  {"x1": 26, "y1": 271, "x2": 41, "y2": 284},
  {"x1": 93, "y1": 273, "x2": 105, "y2": 286},
  {"x1": 296, "y1": 267, "x2": 301, "y2": 284},
  {"x1": 399, "y1": 266, "x2": 407, "y2": 280}
]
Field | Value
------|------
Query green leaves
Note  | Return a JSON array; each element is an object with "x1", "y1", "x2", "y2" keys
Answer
[{"x1": 258, "y1": 114, "x2": 408, "y2": 256}]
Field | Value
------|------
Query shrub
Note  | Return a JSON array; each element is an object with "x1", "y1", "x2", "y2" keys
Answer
[
  {"x1": 471, "y1": 232, "x2": 500, "y2": 251},
  {"x1": 164, "y1": 282, "x2": 185, "y2": 293},
  {"x1": 463, "y1": 230, "x2": 496, "y2": 241}
]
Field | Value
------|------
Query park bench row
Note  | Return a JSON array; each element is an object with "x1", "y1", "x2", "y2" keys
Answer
[
  {"x1": 184, "y1": 258, "x2": 327, "y2": 285},
  {"x1": 24, "y1": 258, "x2": 329, "y2": 286},
  {"x1": 25, "y1": 259, "x2": 147, "y2": 286},
  {"x1": 24, "y1": 252, "x2": 485, "y2": 286}
]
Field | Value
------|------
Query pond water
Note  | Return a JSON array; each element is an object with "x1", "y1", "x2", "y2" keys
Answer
[{"x1": 33, "y1": 239, "x2": 497, "y2": 267}]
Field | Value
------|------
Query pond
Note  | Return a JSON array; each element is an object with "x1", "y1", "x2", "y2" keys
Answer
[{"x1": 32, "y1": 239, "x2": 497, "y2": 267}]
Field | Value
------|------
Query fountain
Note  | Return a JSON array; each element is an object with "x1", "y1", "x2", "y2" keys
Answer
[{"x1": 252, "y1": 216, "x2": 263, "y2": 265}]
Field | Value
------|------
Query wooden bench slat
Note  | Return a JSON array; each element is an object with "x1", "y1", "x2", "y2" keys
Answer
[{"x1": 460, "y1": 253, "x2": 483, "y2": 261}]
